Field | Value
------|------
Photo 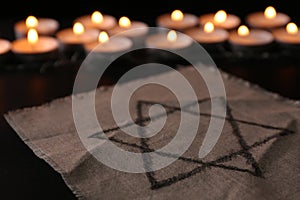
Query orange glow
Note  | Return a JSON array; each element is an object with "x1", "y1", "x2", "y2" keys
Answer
[
  {"x1": 91, "y1": 11, "x2": 104, "y2": 24},
  {"x1": 73, "y1": 22, "x2": 85, "y2": 35},
  {"x1": 26, "y1": 16, "x2": 38, "y2": 28},
  {"x1": 167, "y1": 30, "x2": 177, "y2": 42},
  {"x1": 27, "y1": 28, "x2": 38, "y2": 44},
  {"x1": 286, "y1": 22, "x2": 298, "y2": 35},
  {"x1": 119, "y1": 17, "x2": 131, "y2": 28},
  {"x1": 204, "y1": 22, "x2": 214, "y2": 33},
  {"x1": 214, "y1": 10, "x2": 227, "y2": 23},
  {"x1": 171, "y1": 10, "x2": 184, "y2": 21},
  {"x1": 238, "y1": 25, "x2": 250, "y2": 36},
  {"x1": 264, "y1": 6, "x2": 277, "y2": 19},
  {"x1": 98, "y1": 31, "x2": 109, "y2": 43}
]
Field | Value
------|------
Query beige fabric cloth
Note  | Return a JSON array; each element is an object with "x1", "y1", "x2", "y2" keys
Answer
[{"x1": 4, "y1": 66, "x2": 300, "y2": 200}]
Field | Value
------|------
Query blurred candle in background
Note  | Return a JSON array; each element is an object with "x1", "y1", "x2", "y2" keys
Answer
[
  {"x1": 199, "y1": 10, "x2": 241, "y2": 30},
  {"x1": 14, "y1": 15, "x2": 59, "y2": 38},
  {"x1": 56, "y1": 22, "x2": 99, "y2": 58},
  {"x1": 272, "y1": 22, "x2": 300, "y2": 50},
  {"x1": 156, "y1": 9, "x2": 198, "y2": 31},
  {"x1": 108, "y1": 16, "x2": 149, "y2": 47},
  {"x1": 185, "y1": 22, "x2": 229, "y2": 53},
  {"x1": 145, "y1": 29, "x2": 192, "y2": 50},
  {"x1": 11, "y1": 28, "x2": 59, "y2": 62},
  {"x1": 246, "y1": 6, "x2": 290, "y2": 29},
  {"x1": 84, "y1": 31, "x2": 133, "y2": 53},
  {"x1": 185, "y1": 22, "x2": 228, "y2": 43},
  {"x1": 228, "y1": 25, "x2": 274, "y2": 52},
  {"x1": 144, "y1": 29, "x2": 193, "y2": 66},
  {"x1": 56, "y1": 22, "x2": 99, "y2": 45},
  {"x1": 75, "y1": 11, "x2": 117, "y2": 31},
  {"x1": 108, "y1": 16, "x2": 149, "y2": 38}
]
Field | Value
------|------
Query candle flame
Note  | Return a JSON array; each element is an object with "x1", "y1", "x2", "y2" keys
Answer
[
  {"x1": 119, "y1": 16, "x2": 131, "y2": 28},
  {"x1": 171, "y1": 10, "x2": 184, "y2": 21},
  {"x1": 238, "y1": 25, "x2": 250, "y2": 36},
  {"x1": 167, "y1": 30, "x2": 177, "y2": 43},
  {"x1": 73, "y1": 22, "x2": 85, "y2": 35},
  {"x1": 98, "y1": 31, "x2": 109, "y2": 43},
  {"x1": 26, "y1": 16, "x2": 39, "y2": 28},
  {"x1": 214, "y1": 10, "x2": 227, "y2": 23},
  {"x1": 264, "y1": 6, "x2": 277, "y2": 19},
  {"x1": 204, "y1": 22, "x2": 214, "y2": 33},
  {"x1": 286, "y1": 22, "x2": 298, "y2": 35},
  {"x1": 27, "y1": 28, "x2": 38, "y2": 44},
  {"x1": 91, "y1": 11, "x2": 104, "y2": 24}
]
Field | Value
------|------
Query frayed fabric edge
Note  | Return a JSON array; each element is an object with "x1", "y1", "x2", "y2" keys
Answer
[{"x1": 4, "y1": 113, "x2": 86, "y2": 200}]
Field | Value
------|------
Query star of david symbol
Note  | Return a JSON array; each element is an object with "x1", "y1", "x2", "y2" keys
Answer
[{"x1": 90, "y1": 97, "x2": 295, "y2": 190}]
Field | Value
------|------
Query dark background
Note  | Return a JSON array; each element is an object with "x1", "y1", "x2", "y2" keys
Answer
[
  {"x1": 1, "y1": 1, "x2": 300, "y2": 199},
  {"x1": 1, "y1": 0, "x2": 299, "y2": 20}
]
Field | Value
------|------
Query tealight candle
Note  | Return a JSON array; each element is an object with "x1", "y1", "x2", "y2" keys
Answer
[
  {"x1": 14, "y1": 15, "x2": 59, "y2": 38},
  {"x1": 108, "y1": 16, "x2": 149, "y2": 48},
  {"x1": 0, "y1": 39, "x2": 12, "y2": 62},
  {"x1": 199, "y1": 10, "x2": 241, "y2": 30},
  {"x1": 145, "y1": 29, "x2": 192, "y2": 50},
  {"x1": 108, "y1": 16, "x2": 149, "y2": 38},
  {"x1": 185, "y1": 22, "x2": 228, "y2": 44},
  {"x1": 246, "y1": 6, "x2": 290, "y2": 29},
  {"x1": 84, "y1": 31, "x2": 133, "y2": 53},
  {"x1": 56, "y1": 22, "x2": 99, "y2": 58},
  {"x1": 185, "y1": 22, "x2": 229, "y2": 53},
  {"x1": 56, "y1": 22, "x2": 99, "y2": 45},
  {"x1": 11, "y1": 28, "x2": 59, "y2": 62},
  {"x1": 84, "y1": 31, "x2": 135, "y2": 76},
  {"x1": 272, "y1": 22, "x2": 300, "y2": 50},
  {"x1": 75, "y1": 11, "x2": 117, "y2": 31},
  {"x1": 145, "y1": 30, "x2": 193, "y2": 66},
  {"x1": 156, "y1": 10, "x2": 198, "y2": 31},
  {"x1": 228, "y1": 25, "x2": 274, "y2": 52}
]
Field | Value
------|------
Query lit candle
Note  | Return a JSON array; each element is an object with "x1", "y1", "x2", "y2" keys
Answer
[
  {"x1": 75, "y1": 11, "x2": 117, "y2": 31},
  {"x1": 83, "y1": 31, "x2": 136, "y2": 75},
  {"x1": 246, "y1": 6, "x2": 290, "y2": 29},
  {"x1": 272, "y1": 22, "x2": 300, "y2": 47},
  {"x1": 145, "y1": 29, "x2": 192, "y2": 50},
  {"x1": 0, "y1": 39, "x2": 11, "y2": 62},
  {"x1": 56, "y1": 22, "x2": 99, "y2": 45},
  {"x1": 185, "y1": 22, "x2": 229, "y2": 44},
  {"x1": 199, "y1": 10, "x2": 241, "y2": 30},
  {"x1": 108, "y1": 16, "x2": 149, "y2": 38},
  {"x1": 14, "y1": 15, "x2": 59, "y2": 38},
  {"x1": 56, "y1": 22, "x2": 99, "y2": 58},
  {"x1": 156, "y1": 10, "x2": 198, "y2": 31},
  {"x1": 84, "y1": 31, "x2": 133, "y2": 53},
  {"x1": 11, "y1": 28, "x2": 59, "y2": 61},
  {"x1": 228, "y1": 25, "x2": 274, "y2": 52},
  {"x1": 144, "y1": 29, "x2": 193, "y2": 66}
]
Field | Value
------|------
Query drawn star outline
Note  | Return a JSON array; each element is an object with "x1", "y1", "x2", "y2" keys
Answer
[{"x1": 90, "y1": 97, "x2": 295, "y2": 190}]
